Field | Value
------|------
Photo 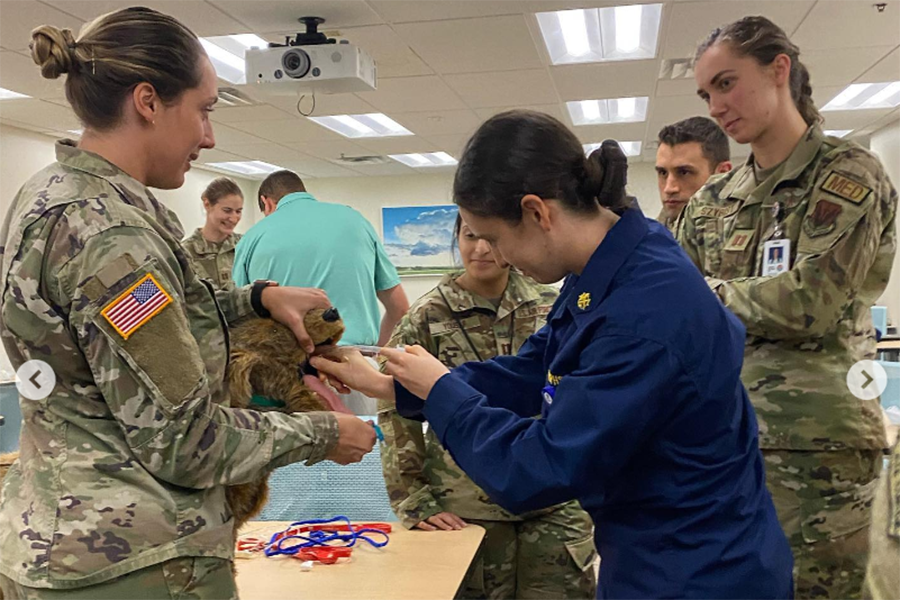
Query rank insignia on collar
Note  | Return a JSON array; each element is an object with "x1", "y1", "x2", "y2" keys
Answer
[{"x1": 577, "y1": 292, "x2": 591, "y2": 310}]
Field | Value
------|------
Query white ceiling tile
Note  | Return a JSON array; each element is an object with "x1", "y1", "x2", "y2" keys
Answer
[
  {"x1": 0, "y1": 1, "x2": 84, "y2": 52},
  {"x1": 661, "y1": 1, "x2": 815, "y2": 60},
  {"x1": 551, "y1": 60, "x2": 660, "y2": 101},
  {"x1": 321, "y1": 25, "x2": 432, "y2": 78},
  {"x1": 393, "y1": 15, "x2": 544, "y2": 74},
  {"x1": 368, "y1": 1, "x2": 523, "y2": 24},
  {"x1": 356, "y1": 76, "x2": 467, "y2": 112},
  {"x1": 474, "y1": 104, "x2": 565, "y2": 123},
  {"x1": 859, "y1": 47, "x2": 900, "y2": 82},
  {"x1": 0, "y1": 98, "x2": 80, "y2": 131},
  {"x1": 286, "y1": 139, "x2": 372, "y2": 160},
  {"x1": 210, "y1": 104, "x2": 293, "y2": 123},
  {"x1": 43, "y1": 1, "x2": 248, "y2": 36},
  {"x1": 196, "y1": 148, "x2": 247, "y2": 163},
  {"x1": 226, "y1": 117, "x2": 341, "y2": 143},
  {"x1": 352, "y1": 136, "x2": 441, "y2": 155},
  {"x1": 264, "y1": 92, "x2": 378, "y2": 117},
  {"x1": 644, "y1": 93, "x2": 710, "y2": 132},
  {"x1": 219, "y1": 141, "x2": 299, "y2": 164},
  {"x1": 820, "y1": 108, "x2": 896, "y2": 132},
  {"x1": 392, "y1": 109, "x2": 481, "y2": 136},
  {"x1": 208, "y1": 1, "x2": 382, "y2": 33},
  {"x1": 209, "y1": 123, "x2": 269, "y2": 145},
  {"x1": 444, "y1": 69, "x2": 558, "y2": 108},
  {"x1": 347, "y1": 162, "x2": 416, "y2": 176},
  {"x1": 655, "y1": 78, "x2": 700, "y2": 97},
  {"x1": 0, "y1": 50, "x2": 67, "y2": 99},
  {"x1": 793, "y1": 1, "x2": 900, "y2": 51},
  {"x1": 285, "y1": 153, "x2": 362, "y2": 178},
  {"x1": 423, "y1": 134, "x2": 470, "y2": 157},
  {"x1": 803, "y1": 46, "x2": 896, "y2": 88}
]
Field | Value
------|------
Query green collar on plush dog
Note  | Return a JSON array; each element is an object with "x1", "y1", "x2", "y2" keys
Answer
[{"x1": 250, "y1": 395, "x2": 286, "y2": 408}]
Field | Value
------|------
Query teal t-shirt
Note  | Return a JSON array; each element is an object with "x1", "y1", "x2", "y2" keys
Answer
[{"x1": 233, "y1": 192, "x2": 401, "y2": 345}]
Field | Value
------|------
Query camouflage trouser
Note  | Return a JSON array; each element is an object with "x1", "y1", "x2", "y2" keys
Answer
[
  {"x1": 458, "y1": 502, "x2": 597, "y2": 600},
  {"x1": 0, "y1": 557, "x2": 237, "y2": 600},
  {"x1": 861, "y1": 451, "x2": 899, "y2": 600},
  {"x1": 764, "y1": 449, "x2": 882, "y2": 600}
]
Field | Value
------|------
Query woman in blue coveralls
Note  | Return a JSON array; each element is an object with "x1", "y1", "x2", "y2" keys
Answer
[{"x1": 311, "y1": 110, "x2": 793, "y2": 599}]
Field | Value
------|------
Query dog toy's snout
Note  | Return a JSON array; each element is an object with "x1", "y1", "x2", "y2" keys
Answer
[{"x1": 322, "y1": 307, "x2": 340, "y2": 322}]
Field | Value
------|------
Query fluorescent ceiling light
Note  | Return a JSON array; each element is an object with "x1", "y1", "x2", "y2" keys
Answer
[
  {"x1": 309, "y1": 113, "x2": 413, "y2": 138},
  {"x1": 567, "y1": 97, "x2": 649, "y2": 125},
  {"x1": 389, "y1": 152, "x2": 458, "y2": 168},
  {"x1": 0, "y1": 87, "x2": 29, "y2": 100},
  {"x1": 536, "y1": 3, "x2": 662, "y2": 65},
  {"x1": 824, "y1": 129, "x2": 853, "y2": 138},
  {"x1": 823, "y1": 81, "x2": 900, "y2": 111},
  {"x1": 583, "y1": 141, "x2": 642, "y2": 157},
  {"x1": 205, "y1": 161, "x2": 282, "y2": 177},
  {"x1": 200, "y1": 34, "x2": 269, "y2": 85},
  {"x1": 614, "y1": 5, "x2": 642, "y2": 53},
  {"x1": 67, "y1": 128, "x2": 84, "y2": 136}
]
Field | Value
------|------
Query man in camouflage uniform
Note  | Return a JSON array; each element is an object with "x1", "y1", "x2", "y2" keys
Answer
[
  {"x1": 182, "y1": 227, "x2": 241, "y2": 289},
  {"x1": 379, "y1": 271, "x2": 597, "y2": 599},
  {"x1": 0, "y1": 142, "x2": 346, "y2": 597},
  {"x1": 677, "y1": 126, "x2": 897, "y2": 598},
  {"x1": 862, "y1": 440, "x2": 900, "y2": 599},
  {"x1": 654, "y1": 116, "x2": 731, "y2": 234}
]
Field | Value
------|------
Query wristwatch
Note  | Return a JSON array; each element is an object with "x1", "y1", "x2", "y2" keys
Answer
[{"x1": 251, "y1": 279, "x2": 278, "y2": 318}]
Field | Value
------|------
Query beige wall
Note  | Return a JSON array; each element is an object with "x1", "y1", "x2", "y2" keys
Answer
[{"x1": 871, "y1": 121, "x2": 900, "y2": 327}]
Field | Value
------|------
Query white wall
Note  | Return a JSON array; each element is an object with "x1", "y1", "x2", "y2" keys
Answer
[
  {"x1": 305, "y1": 161, "x2": 663, "y2": 305},
  {"x1": 0, "y1": 124, "x2": 259, "y2": 380},
  {"x1": 870, "y1": 121, "x2": 900, "y2": 326}
]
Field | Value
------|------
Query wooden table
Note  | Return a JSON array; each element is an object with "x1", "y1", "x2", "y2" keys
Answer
[
  {"x1": 235, "y1": 521, "x2": 485, "y2": 599},
  {"x1": 878, "y1": 339, "x2": 900, "y2": 361}
]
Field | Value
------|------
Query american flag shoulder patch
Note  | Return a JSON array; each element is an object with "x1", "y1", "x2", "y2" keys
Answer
[{"x1": 101, "y1": 273, "x2": 173, "y2": 340}]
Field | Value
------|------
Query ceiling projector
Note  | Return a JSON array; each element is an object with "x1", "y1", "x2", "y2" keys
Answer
[{"x1": 244, "y1": 17, "x2": 376, "y2": 95}]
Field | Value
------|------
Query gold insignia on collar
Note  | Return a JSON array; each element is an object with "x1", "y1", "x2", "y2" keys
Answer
[{"x1": 577, "y1": 292, "x2": 591, "y2": 310}]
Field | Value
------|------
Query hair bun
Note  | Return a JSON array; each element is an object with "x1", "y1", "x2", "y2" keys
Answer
[
  {"x1": 30, "y1": 25, "x2": 77, "y2": 79},
  {"x1": 583, "y1": 139, "x2": 628, "y2": 210}
]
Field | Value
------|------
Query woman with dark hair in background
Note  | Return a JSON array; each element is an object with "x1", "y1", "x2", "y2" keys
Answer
[
  {"x1": 183, "y1": 177, "x2": 244, "y2": 289},
  {"x1": 681, "y1": 16, "x2": 897, "y2": 598},
  {"x1": 313, "y1": 109, "x2": 793, "y2": 598},
  {"x1": 0, "y1": 7, "x2": 375, "y2": 598},
  {"x1": 379, "y1": 213, "x2": 596, "y2": 599}
]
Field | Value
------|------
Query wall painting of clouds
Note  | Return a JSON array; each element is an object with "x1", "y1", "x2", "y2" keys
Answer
[{"x1": 382, "y1": 205, "x2": 459, "y2": 276}]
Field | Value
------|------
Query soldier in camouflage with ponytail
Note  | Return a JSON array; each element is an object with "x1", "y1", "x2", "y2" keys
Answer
[
  {"x1": 680, "y1": 16, "x2": 897, "y2": 599},
  {"x1": 379, "y1": 214, "x2": 596, "y2": 599}
]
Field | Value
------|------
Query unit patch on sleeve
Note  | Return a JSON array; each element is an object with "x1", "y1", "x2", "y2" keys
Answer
[{"x1": 101, "y1": 273, "x2": 173, "y2": 340}]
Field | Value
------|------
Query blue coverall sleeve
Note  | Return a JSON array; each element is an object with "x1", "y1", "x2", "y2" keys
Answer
[
  {"x1": 420, "y1": 334, "x2": 681, "y2": 514},
  {"x1": 395, "y1": 324, "x2": 551, "y2": 420}
]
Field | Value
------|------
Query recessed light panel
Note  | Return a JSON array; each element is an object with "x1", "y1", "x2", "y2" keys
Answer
[{"x1": 536, "y1": 4, "x2": 663, "y2": 65}]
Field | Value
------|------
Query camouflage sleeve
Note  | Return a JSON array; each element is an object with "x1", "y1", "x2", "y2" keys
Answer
[
  {"x1": 53, "y1": 225, "x2": 339, "y2": 489},
  {"x1": 213, "y1": 283, "x2": 255, "y2": 324},
  {"x1": 675, "y1": 195, "x2": 704, "y2": 270},
  {"x1": 715, "y1": 154, "x2": 897, "y2": 339},
  {"x1": 377, "y1": 311, "x2": 443, "y2": 528}
]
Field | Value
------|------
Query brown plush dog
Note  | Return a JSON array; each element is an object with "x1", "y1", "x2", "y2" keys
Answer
[{"x1": 224, "y1": 306, "x2": 350, "y2": 538}]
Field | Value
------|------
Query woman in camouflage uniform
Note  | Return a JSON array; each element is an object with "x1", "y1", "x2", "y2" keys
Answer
[
  {"x1": 182, "y1": 177, "x2": 244, "y2": 289},
  {"x1": 0, "y1": 8, "x2": 375, "y2": 599},
  {"x1": 681, "y1": 16, "x2": 897, "y2": 599},
  {"x1": 379, "y1": 215, "x2": 596, "y2": 599}
]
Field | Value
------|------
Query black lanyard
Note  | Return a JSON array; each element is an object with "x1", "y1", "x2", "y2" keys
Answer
[{"x1": 436, "y1": 287, "x2": 486, "y2": 362}]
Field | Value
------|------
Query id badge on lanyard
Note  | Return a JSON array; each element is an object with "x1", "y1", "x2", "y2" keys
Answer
[{"x1": 761, "y1": 201, "x2": 790, "y2": 276}]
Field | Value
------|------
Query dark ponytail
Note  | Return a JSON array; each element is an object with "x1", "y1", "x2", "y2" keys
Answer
[
  {"x1": 695, "y1": 16, "x2": 820, "y2": 127},
  {"x1": 453, "y1": 110, "x2": 629, "y2": 222}
]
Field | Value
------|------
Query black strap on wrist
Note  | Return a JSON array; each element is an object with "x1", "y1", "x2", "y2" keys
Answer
[{"x1": 251, "y1": 280, "x2": 272, "y2": 318}]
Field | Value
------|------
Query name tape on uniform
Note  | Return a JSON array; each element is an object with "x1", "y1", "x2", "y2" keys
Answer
[{"x1": 821, "y1": 172, "x2": 871, "y2": 205}]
